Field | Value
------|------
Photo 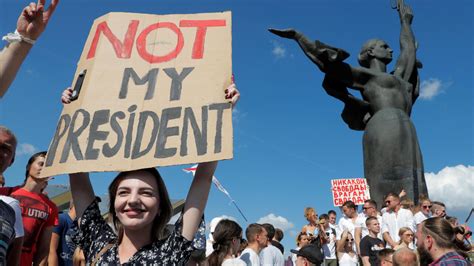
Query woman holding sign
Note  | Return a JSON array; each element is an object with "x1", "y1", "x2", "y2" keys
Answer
[{"x1": 62, "y1": 84, "x2": 239, "y2": 264}]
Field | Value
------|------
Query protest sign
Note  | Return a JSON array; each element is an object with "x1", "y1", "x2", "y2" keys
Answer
[
  {"x1": 41, "y1": 11, "x2": 233, "y2": 177},
  {"x1": 331, "y1": 178, "x2": 370, "y2": 206}
]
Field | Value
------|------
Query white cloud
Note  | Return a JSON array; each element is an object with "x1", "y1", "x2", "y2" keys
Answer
[
  {"x1": 271, "y1": 41, "x2": 287, "y2": 59},
  {"x1": 419, "y1": 78, "x2": 448, "y2": 100},
  {"x1": 232, "y1": 106, "x2": 247, "y2": 124},
  {"x1": 257, "y1": 213, "x2": 294, "y2": 231},
  {"x1": 425, "y1": 165, "x2": 474, "y2": 211},
  {"x1": 16, "y1": 143, "x2": 38, "y2": 156}
]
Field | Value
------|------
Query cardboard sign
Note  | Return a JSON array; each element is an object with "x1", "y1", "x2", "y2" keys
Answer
[
  {"x1": 331, "y1": 178, "x2": 370, "y2": 206},
  {"x1": 41, "y1": 11, "x2": 233, "y2": 177}
]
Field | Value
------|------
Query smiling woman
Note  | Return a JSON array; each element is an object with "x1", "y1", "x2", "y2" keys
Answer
[
  {"x1": 66, "y1": 83, "x2": 240, "y2": 265},
  {"x1": 110, "y1": 168, "x2": 169, "y2": 241}
]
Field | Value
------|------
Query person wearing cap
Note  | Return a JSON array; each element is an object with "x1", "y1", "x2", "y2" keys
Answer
[{"x1": 291, "y1": 243, "x2": 323, "y2": 266}]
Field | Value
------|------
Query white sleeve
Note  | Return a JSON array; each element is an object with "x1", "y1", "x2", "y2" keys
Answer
[
  {"x1": 336, "y1": 219, "x2": 343, "y2": 240},
  {"x1": 414, "y1": 212, "x2": 426, "y2": 225},
  {"x1": 259, "y1": 247, "x2": 272, "y2": 265},
  {"x1": 8, "y1": 199, "x2": 24, "y2": 238},
  {"x1": 406, "y1": 210, "x2": 415, "y2": 232},
  {"x1": 355, "y1": 216, "x2": 364, "y2": 228},
  {"x1": 381, "y1": 213, "x2": 389, "y2": 234}
]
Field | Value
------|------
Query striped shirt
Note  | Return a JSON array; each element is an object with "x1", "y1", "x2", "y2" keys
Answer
[{"x1": 429, "y1": 251, "x2": 469, "y2": 266}]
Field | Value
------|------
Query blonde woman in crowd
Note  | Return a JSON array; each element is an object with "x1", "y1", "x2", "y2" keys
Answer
[
  {"x1": 336, "y1": 230, "x2": 359, "y2": 266},
  {"x1": 413, "y1": 195, "x2": 431, "y2": 231},
  {"x1": 301, "y1": 207, "x2": 319, "y2": 241},
  {"x1": 395, "y1": 227, "x2": 415, "y2": 250}
]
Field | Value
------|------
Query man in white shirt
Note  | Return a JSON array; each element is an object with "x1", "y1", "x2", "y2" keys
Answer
[
  {"x1": 328, "y1": 210, "x2": 337, "y2": 231},
  {"x1": 240, "y1": 223, "x2": 268, "y2": 265},
  {"x1": 259, "y1": 223, "x2": 284, "y2": 266},
  {"x1": 355, "y1": 199, "x2": 383, "y2": 253},
  {"x1": 336, "y1": 200, "x2": 360, "y2": 252},
  {"x1": 381, "y1": 192, "x2": 415, "y2": 248}
]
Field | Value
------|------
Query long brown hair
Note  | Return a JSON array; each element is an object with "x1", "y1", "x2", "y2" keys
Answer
[
  {"x1": 25, "y1": 151, "x2": 47, "y2": 178},
  {"x1": 206, "y1": 219, "x2": 242, "y2": 266},
  {"x1": 108, "y1": 168, "x2": 172, "y2": 242}
]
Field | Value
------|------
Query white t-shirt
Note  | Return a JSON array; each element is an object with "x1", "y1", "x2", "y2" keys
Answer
[
  {"x1": 414, "y1": 211, "x2": 429, "y2": 225},
  {"x1": 222, "y1": 257, "x2": 247, "y2": 266},
  {"x1": 337, "y1": 214, "x2": 360, "y2": 253},
  {"x1": 382, "y1": 208, "x2": 415, "y2": 247},
  {"x1": 336, "y1": 215, "x2": 360, "y2": 240},
  {"x1": 239, "y1": 248, "x2": 260, "y2": 266},
  {"x1": 322, "y1": 227, "x2": 337, "y2": 259},
  {"x1": 259, "y1": 244, "x2": 284, "y2": 266},
  {"x1": 0, "y1": 196, "x2": 24, "y2": 238},
  {"x1": 355, "y1": 215, "x2": 383, "y2": 240}
]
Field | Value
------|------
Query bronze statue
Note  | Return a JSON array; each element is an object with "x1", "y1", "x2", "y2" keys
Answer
[{"x1": 269, "y1": 1, "x2": 428, "y2": 205}]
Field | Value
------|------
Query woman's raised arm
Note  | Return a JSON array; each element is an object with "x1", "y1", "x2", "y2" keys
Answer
[{"x1": 181, "y1": 83, "x2": 240, "y2": 240}]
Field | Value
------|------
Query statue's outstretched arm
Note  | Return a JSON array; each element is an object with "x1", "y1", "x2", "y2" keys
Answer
[
  {"x1": 269, "y1": 28, "x2": 371, "y2": 130},
  {"x1": 269, "y1": 28, "x2": 327, "y2": 71},
  {"x1": 393, "y1": 0, "x2": 416, "y2": 82}
]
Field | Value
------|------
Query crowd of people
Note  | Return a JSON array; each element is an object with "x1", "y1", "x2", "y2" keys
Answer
[
  {"x1": 284, "y1": 197, "x2": 473, "y2": 266},
  {"x1": 0, "y1": 1, "x2": 473, "y2": 266}
]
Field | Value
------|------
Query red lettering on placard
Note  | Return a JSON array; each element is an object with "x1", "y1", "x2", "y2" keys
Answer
[
  {"x1": 136, "y1": 22, "x2": 184, "y2": 63},
  {"x1": 87, "y1": 20, "x2": 139, "y2": 59},
  {"x1": 180, "y1": 20, "x2": 226, "y2": 59}
]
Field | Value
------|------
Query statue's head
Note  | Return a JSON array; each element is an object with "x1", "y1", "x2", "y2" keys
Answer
[{"x1": 358, "y1": 39, "x2": 393, "y2": 67}]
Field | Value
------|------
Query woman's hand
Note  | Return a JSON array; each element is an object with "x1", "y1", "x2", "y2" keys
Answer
[
  {"x1": 225, "y1": 82, "x2": 240, "y2": 107},
  {"x1": 61, "y1": 87, "x2": 73, "y2": 104}
]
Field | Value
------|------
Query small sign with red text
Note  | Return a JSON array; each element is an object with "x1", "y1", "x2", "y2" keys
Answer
[{"x1": 331, "y1": 178, "x2": 370, "y2": 206}]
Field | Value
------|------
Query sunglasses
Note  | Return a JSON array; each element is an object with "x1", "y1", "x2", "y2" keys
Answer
[
  {"x1": 422, "y1": 205, "x2": 432, "y2": 209},
  {"x1": 346, "y1": 238, "x2": 354, "y2": 242}
]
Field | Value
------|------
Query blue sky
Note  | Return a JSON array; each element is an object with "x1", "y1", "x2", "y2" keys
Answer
[{"x1": 1, "y1": 0, "x2": 472, "y2": 256}]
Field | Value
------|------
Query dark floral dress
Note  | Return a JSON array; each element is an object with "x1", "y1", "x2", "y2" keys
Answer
[{"x1": 73, "y1": 201, "x2": 194, "y2": 265}]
